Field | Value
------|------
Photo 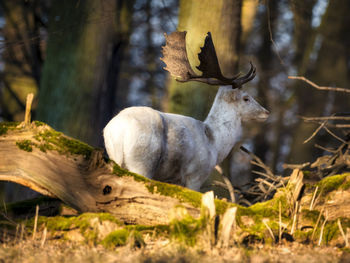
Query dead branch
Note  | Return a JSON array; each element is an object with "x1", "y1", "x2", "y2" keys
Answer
[
  {"x1": 303, "y1": 120, "x2": 328, "y2": 144},
  {"x1": 288, "y1": 76, "x2": 350, "y2": 93}
]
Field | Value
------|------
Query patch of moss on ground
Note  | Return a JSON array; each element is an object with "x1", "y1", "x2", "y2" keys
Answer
[
  {"x1": 237, "y1": 200, "x2": 278, "y2": 223},
  {"x1": 316, "y1": 174, "x2": 347, "y2": 196},
  {"x1": 26, "y1": 212, "x2": 124, "y2": 244},
  {"x1": 16, "y1": 140, "x2": 34, "y2": 152},
  {"x1": 28, "y1": 213, "x2": 122, "y2": 232},
  {"x1": 301, "y1": 209, "x2": 321, "y2": 224},
  {"x1": 168, "y1": 214, "x2": 207, "y2": 246},
  {"x1": 293, "y1": 229, "x2": 313, "y2": 242},
  {"x1": 101, "y1": 229, "x2": 144, "y2": 248},
  {"x1": 323, "y1": 221, "x2": 339, "y2": 245}
]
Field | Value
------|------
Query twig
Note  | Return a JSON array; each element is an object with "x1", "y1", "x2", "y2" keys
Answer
[
  {"x1": 279, "y1": 201, "x2": 282, "y2": 245},
  {"x1": 323, "y1": 126, "x2": 348, "y2": 144},
  {"x1": 283, "y1": 162, "x2": 310, "y2": 170},
  {"x1": 32, "y1": 204, "x2": 39, "y2": 240},
  {"x1": 0, "y1": 212, "x2": 17, "y2": 226},
  {"x1": 332, "y1": 124, "x2": 350, "y2": 129},
  {"x1": 302, "y1": 116, "x2": 350, "y2": 121},
  {"x1": 290, "y1": 201, "x2": 299, "y2": 235},
  {"x1": 310, "y1": 186, "x2": 319, "y2": 210},
  {"x1": 20, "y1": 223, "x2": 24, "y2": 241},
  {"x1": 255, "y1": 178, "x2": 277, "y2": 189},
  {"x1": 314, "y1": 144, "x2": 338, "y2": 153},
  {"x1": 222, "y1": 176, "x2": 236, "y2": 203},
  {"x1": 288, "y1": 76, "x2": 350, "y2": 93},
  {"x1": 311, "y1": 206, "x2": 324, "y2": 242},
  {"x1": 252, "y1": 170, "x2": 275, "y2": 181},
  {"x1": 263, "y1": 219, "x2": 276, "y2": 242},
  {"x1": 24, "y1": 93, "x2": 34, "y2": 125},
  {"x1": 41, "y1": 226, "x2": 47, "y2": 248},
  {"x1": 266, "y1": 0, "x2": 285, "y2": 65},
  {"x1": 337, "y1": 219, "x2": 349, "y2": 247},
  {"x1": 313, "y1": 188, "x2": 323, "y2": 207},
  {"x1": 303, "y1": 120, "x2": 328, "y2": 144},
  {"x1": 318, "y1": 210, "x2": 328, "y2": 246}
]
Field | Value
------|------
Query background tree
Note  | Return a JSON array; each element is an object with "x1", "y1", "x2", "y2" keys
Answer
[{"x1": 36, "y1": 0, "x2": 134, "y2": 146}]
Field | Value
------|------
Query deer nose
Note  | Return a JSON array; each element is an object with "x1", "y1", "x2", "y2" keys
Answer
[{"x1": 257, "y1": 108, "x2": 269, "y2": 121}]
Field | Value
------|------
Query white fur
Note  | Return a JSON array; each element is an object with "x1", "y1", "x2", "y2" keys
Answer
[{"x1": 104, "y1": 87, "x2": 269, "y2": 191}]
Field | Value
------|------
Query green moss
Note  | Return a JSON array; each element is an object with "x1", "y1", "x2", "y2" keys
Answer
[
  {"x1": 101, "y1": 229, "x2": 129, "y2": 247},
  {"x1": 340, "y1": 174, "x2": 350, "y2": 190},
  {"x1": 26, "y1": 212, "x2": 126, "y2": 245},
  {"x1": 101, "y1": 228, "x2": 144, "y2": 248},
  {"x1": 27, "y1": 212, "x2": 123, "y2": 243},
  {"x1": 293, "y1": 229, "x2": 313, "y2": 242},
  {"x1": 323, "y1": 221, "x2": 338, "y2": 245},
  {"x1": 237, "y1": 201, "x2": 277, "y2": 223},
  {"x1": 33, "y1": 129, "x2": 93, "y2": 159},
  {"x1": 316, "y1": 174, "x2": 347, "y2": 196},
  {"x1": 113, "y1": 163, "x2": 231, "y2": 214},
  {"x1": 33, "y1": 121, "x2": 45, "y2": 126},
  {"x1": 301, "y1": 209, "x2": 321, "y2": 223},
  {"x1": 214, "y1": 199, "x2": 230, "y2": 215},
  {"x1": 0, "y1": 122, "x2": 19, "y2": 136},
  {"x1": 235, "y1": 192, "x2": 295, "y2": 240},
  {"x1": 0, "y1": 126, "x2": 8, "y2": 136},
  {"x1": 169, "y1": 214, "x2": 207, "y2": 246},
  {"x1": 16, "y1": 140, "x2": 33, "y2": 152}
]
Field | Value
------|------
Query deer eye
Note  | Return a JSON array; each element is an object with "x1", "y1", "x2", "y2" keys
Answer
[{"x1": 243, "y1": 97, "x2": 249, "y2": 102}]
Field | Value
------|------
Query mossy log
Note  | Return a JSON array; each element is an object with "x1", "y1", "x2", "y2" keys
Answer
[
  {"x1": 3, "y1": 121, "x2": 350, "y2": 246},
  {"x1": 0, "y1": 121, "x2": 208, "y2": 225}
]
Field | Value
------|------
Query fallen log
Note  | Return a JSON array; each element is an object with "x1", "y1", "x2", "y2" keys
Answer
[
  {"x1": 3, "y1": 121, "x2": 350, "y2": 247},
  {"x1": 0, "y1": 121, "x2": 216, "y2": 225}
]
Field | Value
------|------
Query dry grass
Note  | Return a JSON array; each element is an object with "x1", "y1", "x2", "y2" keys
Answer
[{"x1": 0, "y1": 236, "x2": 348, "y2": 263}]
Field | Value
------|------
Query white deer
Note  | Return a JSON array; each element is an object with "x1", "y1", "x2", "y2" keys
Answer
[{"x1": 103, "y1": 31, "x2": 269, "y2": 191}]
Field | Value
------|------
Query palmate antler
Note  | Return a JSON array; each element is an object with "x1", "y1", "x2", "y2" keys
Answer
[{"x1": 160, "y1": 31, "x2": 256, "y2": 88}]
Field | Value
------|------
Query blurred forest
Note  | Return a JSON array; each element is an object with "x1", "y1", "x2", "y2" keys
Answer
[{"x1": 1, "y1": 0, "x2": 350, "y2": 202}]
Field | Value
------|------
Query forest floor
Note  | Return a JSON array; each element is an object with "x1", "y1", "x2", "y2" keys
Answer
[{"x1": 1, "y1": 235, "x2": 349, "y2": 263}]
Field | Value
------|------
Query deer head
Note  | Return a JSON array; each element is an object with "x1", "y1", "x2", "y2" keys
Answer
[{"x1": 160, "y1": 31, "x2": 256, "y2": 88}]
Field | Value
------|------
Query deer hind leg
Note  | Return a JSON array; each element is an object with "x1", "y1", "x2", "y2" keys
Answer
[{"x1": 122, "y1": 124, "x2": 163, "y2": 180}]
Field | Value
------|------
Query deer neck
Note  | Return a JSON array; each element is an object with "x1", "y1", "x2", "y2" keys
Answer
[{"x1": 204, "y1": 95, "x2": 242, "y2": 165}]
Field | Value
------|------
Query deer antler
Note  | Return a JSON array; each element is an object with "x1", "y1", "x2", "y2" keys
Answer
[{"x1": 161, "y1": 31, "x2": 256, "y2": 88}]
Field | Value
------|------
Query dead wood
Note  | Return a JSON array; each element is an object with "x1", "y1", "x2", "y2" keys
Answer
[{"x1": 0, "y1": 121, "x2": 202, "y2": 225}]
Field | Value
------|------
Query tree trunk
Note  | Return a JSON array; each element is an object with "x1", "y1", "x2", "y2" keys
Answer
[
  {"x1": 36, "y1": 0, "x2": 133, "y2": 146},
  {"x1": 166, "y1": 0, "x2": 242, "y2": 120}
]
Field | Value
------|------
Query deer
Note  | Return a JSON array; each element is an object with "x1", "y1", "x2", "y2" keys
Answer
[{"x1": 103, "y1": 31, "x2": 269, "y2": 191}]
